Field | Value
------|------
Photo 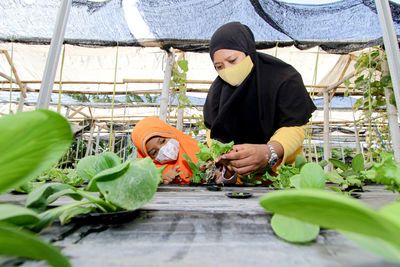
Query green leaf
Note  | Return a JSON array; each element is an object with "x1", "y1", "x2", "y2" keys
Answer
[
  {"x1": 318, "y1": 160, "x2": 328, "y2": 168},
  {"x1": 76, "y1": 155, "x2": 98, "y2": 182},
  {"x1": 329, "y1": 158, "x2": 349, "y2": 171},
  {"x1": 259, "y1": 189, "x2": 400, "y2": 255},
  {"x1": 95, "y1": 157, "x2": 161, "y2": 210},
  {"x1": 195, "y1": 142, "x2": 213, "y2": 164},
  {"x1": 271, "y1": 213, "x2": 319, "y2": 243},
  {"x1": 290, "y1": 174, "x2": 301, "y2": 189},
  {"x1": 87, "y1": 161, "x2": 130, "y2": 192},
  {"x1": 59, "y1": 206, "x2": 95, "y2": 225},
  {"x1": 326, "y1": 170, "x2": 345, "y2": 184},
  {"x1": 351, "y1": 154, "x2": 364, "y2": 173},
  {"x1": 30, "y1": 200, "x2": 91, "y2": 232},
  {"x1": 25, "y1": 183, "x2": 80, "y2": 212},
  {"x1": 177, "y1": 59, "x2": 189, "y2": 72},
  {"x1": 294, "y1": 154, "x2": 306, "y2": 170},
  {"x1": 0, "y1": 222, "x2": 70, "y2": 267},
  {"x1": 0, "y1": 204, "x2": 39, "y2": 226},
  {"x1": 76, "y1": 152, "x2": 121, "y2": 182},
  {"x1": 211, "y1": 139, "x2": 234, "y2": 159},
  {"x1": 0, "y1": 110, "x2": 72, "y2": 194},
  {"x1": 328, "y1": 186, "x2": 343, "y2": 194},
  {"x1": 300, "y1": 163, "x2": 326, "y2": 189},
  {"x1": 341, "y1": 231, "x2": 400, "y2": 264}
]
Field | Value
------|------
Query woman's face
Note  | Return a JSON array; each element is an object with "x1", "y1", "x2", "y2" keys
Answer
[
  {"x1": 146, "y1": 136, "x2": 170, "y2": 160},
  {"x1": 213, "y1": 49, "x2": 246, "y2": 71}
]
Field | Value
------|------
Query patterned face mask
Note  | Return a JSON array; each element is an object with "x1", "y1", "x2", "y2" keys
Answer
[{"x1": 155, "y1": 138, "x2": 180, "y2": 164}]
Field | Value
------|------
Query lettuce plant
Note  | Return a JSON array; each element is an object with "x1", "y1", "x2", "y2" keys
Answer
[
  {"x1": 0, "y1": 110, "x2": 72, "y2": 266},
  {"x1": 185, "y1": 140, "x2": 234, "y2": 184},
  {"x1": 363, "y1": 153, "x2": 400, "y2": 194}
]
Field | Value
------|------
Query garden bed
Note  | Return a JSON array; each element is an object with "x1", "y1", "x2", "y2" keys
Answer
[{"x1": 0, "y1": 184, "x2": 398, "y2": 267}]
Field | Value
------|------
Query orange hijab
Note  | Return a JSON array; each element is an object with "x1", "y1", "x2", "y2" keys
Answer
[{"x1": 131, "y1": 117, "x2": 199, "y2": 184}]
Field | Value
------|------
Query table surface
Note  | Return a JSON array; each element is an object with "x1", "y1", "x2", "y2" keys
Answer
[{"x1": 1, "y1": 184, "x2": 399, "y2": 267}]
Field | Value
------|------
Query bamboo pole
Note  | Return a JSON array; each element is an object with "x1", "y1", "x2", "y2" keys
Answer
[
  {"x1": 1, "y1": 51, "x2": 27, "y2": 98},
  {"x1": 85, "y1": 123, "x2": 95, "y2": 157},
  {"x1": 382, "y1": 60, "x2": 400, "y2": 161},
  {"x1": 323, "y1": 90, "x2": 332, "y2": 171},
  {"x1": 95, "y1": 126, "x2": 101, "y2": 156},
  {"x1": 160, "y1": 50, "x2": 173, "y2": 121}
]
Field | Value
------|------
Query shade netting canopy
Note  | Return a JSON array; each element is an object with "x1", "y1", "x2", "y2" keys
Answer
[{"x1": 1, "y1": 0, "x2": 399, "y2": 53}]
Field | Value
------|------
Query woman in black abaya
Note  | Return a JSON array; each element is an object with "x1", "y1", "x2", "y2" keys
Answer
[{"x1": 204, "y1": 22, "x2": 316, "y2": 178}]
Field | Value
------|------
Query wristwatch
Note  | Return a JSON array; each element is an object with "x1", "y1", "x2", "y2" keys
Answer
[{"x1": 267, "y1": 144, "x2": 279, "y2": 167}]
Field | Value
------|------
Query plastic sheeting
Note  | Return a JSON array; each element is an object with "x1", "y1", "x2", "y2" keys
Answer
[{"x1": 0, "y1": 0, "x2": 399, "y2": 53}]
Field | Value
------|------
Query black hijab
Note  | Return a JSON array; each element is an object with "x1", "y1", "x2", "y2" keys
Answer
[{"x1": 204, "y1": 22, "x2": 316, "y2": 144}]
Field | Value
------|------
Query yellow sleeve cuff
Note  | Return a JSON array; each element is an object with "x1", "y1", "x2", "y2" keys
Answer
[
  {"x1": 269, "y1": 125, "x2": 306, "y2": 165},
  {"x1": 206, "y1": 129, "x2": 212, "y2": 148}
]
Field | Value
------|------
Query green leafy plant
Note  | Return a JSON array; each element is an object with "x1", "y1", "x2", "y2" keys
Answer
[
  {"x1": 327, "y1": 153, "x2": 366, "y2": 189},
  {"x1": 345, "y1": 47, "x2": 392, "y2": 162},
  {"x1": 0, "y1": 109, "x2": 72, "y2": 266},
  {"x1": 261, "y1": 154, "x2": 327, "y2": 188},
  {"x1": 25, "y1": 154, "x2": 163, "y2": 232},
  {"x1": 363, "y1": 153, "x2": 400, "y2": 194},
  {"x1": 260, "y1": 189, "x2": 400, "y2": 264},
  {"x1": 266, "y1": 162, "x2": 326, "y2": 243},
  {"x1": 185, "y1": 140, "x2": 234, "y2": 184}
]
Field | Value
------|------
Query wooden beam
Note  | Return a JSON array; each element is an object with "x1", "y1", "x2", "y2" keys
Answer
[{"x1": 1, "y1": 51, "x2": 27, "y2": 98}]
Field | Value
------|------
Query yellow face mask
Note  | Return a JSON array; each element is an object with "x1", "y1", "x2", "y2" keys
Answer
[{"x1": 217, "y1": 56, "x2": 254, "y2": 87}]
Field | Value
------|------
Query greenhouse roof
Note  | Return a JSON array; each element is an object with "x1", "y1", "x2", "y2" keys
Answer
[{"x1": 1, "y1": 0, "x2": 400, "y2": 53}]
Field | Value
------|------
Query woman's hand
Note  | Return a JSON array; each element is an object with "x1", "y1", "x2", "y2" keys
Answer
[
  {"x1": 162, "y1": 165, "x2": 180, "y2": 184},
  {"x1": 216, "y1": 144, "x2": 269, "y2": 175}
]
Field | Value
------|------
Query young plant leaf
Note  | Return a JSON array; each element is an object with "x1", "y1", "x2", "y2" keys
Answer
[
  {"x1": 329, "y1": 158, "x2": 349, "y2": 171},
  {"x1": 0, "y1": 110, "x2": 72, "y2": 194},
  {"x1": 294, "y1": 154, "x2": 307, "y2": 170},
  {"x1": 87, "y1": 162, "x2": 130, "y2": 192},
  {"x1": 271, "y1": 213, "x2": 319, "y2": 243},
  {"x1": 76, "y1": 152, "x2": 121, "y2": 182},
  {"x1": 259, "y1": 189, "x2": 400, "y2": 257},
  {"x1": 0, "y1": 222, "x2": 70, "y2": 267},
  {"x1": 351, "y1": 154, "x2": 364, "y2": 173},
  {"x1": 290, "y1": 174, "x2": 301, "y2": 189},
  {"x1": 0, "y1": 204, "x2": 39, "y2": 226},
  {"x1": 25, "y1": 183, "x2": 81, "y2": 212},
  {"x1": 300, "y1": 163, "x2": 326, "y2": 189},
  {"x1": 211, "y1": 139, "x2": 234, "y2": 159},
  {"x1": 326, "y1": 170, "x2": 345, "y2": 184},
  {"x1": 95, "y1": 157, "x2": 161, "y2": 210}
]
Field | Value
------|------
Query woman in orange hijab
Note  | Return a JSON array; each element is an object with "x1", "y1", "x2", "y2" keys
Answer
[{"x1": 131, "y1": 116, "x2": 200, "y2": 184}]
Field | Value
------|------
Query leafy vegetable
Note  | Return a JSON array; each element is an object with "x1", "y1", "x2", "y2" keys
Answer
[
  {"x1": 211, "y1": 139, "x2": 234, "y2": 159},
  {"x1": 260, "y1": 189, "x2": 400, "y2": 264},
  {"x1": 0, "y1": 222, "x2": 70, "y2": 267},
  {"x1": 0, "y1": 110, "x2": 72, "y2": 266},
  {"x1": 327, "y1": 153, "x2": 366, "y2": 189},
  {"x1": 0, "y1": 109, "x2": 72, "y2": 194},
  {"x1": 363, "y1": 153, "x2": 400, "y2": 193},
  {"x1": 26, "y1": 155, "x2": 163, "y2": 231},
  {"x1": 76, "y1": 152, "x2": 121, "y2": 182},
  {"x1": 271, "y1": 214, "x2": 319, "y2": 243},
  {"x1": 266, "y1": 162, "x2": 324, "y2": 243},
  {"x1": 0, "y1": 204, "x2": 39, "y2": 226}
]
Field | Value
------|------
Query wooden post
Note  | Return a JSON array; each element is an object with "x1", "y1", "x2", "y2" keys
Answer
[
  {"x1": 95, "y1": 126, "x2": 101, "y2": 156},
  {"x1": 160, "y1": 50, "x2": 173, "y2": 122},
  {"x1": 382, "y1": 60, "x2": 400, "y2": 162},
  {"x1": 85, "y1": 123, "x2": 95, "y2": 157}
]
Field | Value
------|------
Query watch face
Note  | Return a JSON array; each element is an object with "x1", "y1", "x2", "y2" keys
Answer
[{"x1": 269, "y1": 154, "x2": 279, "y2": 167}]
